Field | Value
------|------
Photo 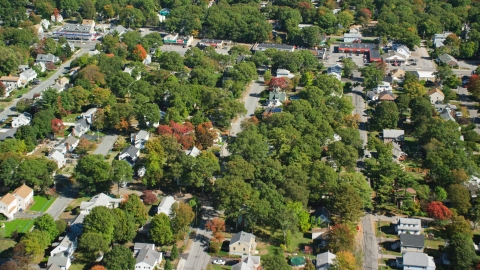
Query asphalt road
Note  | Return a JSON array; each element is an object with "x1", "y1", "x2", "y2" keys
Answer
[
  {"x1": 456, "y1": 86, "x2": 479, "y2": 134},
  {"x1": 46, "y1": 195, "x2": 74, "y2": 220},
  {"x1": 93, "y1": 135, "x2": 118, "y2": 156},
  {"x1": 230, "y1": 78, "x2": 264, "y2": 136},
  {"x1": 362, "y1": 214, "x2": 379, "y2": 270}
]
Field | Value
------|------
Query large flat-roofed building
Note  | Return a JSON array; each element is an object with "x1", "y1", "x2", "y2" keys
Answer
[
  {"x1": 337, "y1": 43, "x2": 382, "y2": 62},
  {"x1": 252, "y1": 43, "x2": 295, "y2": 52},
  {"x1": 53, "y1": 24, "x2": 95, "y2": 40}
]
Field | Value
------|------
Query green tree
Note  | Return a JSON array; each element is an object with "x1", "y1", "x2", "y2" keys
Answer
[
  {"x1": 20, "y1": 230, "x2": 50, "y2": 256},
  {"x1": 111, "y1": 160, "x2": 133, "y2": 194},
  {"x1": 404, "y1": 81, "x2": 427, "y2": 98},
  {"x1": 359, "y1": 64, "x2": 384, "y2": 89},
  {"x1": 78, "y1": 232, "x2": 110, "y2": 258},
  {"x1": 341, "y1": 58, "x2": 358, "y2": 78},
  {"x1": 0, "y1": 47, "x2": 21, "y2": 76},
  {"x1": 328, "y1": 141, "x2": 358, "y2": 170},
  {"x1": 55, "y1": 220, "x2": 67, "y2": 235},
  {"x1": 448, "y1": 184, "x2": 472, "y2": 215},
  {"x1": 159, "y1": 51, "x2": 185, "y2": 71},
  {"x1": 74, "y1": 155, "x2": 111, "y2": 194},
  {"x1": 165, "y1": 259, "x2": 173, "y2": 270},
  {"x1": 32, "y1": 109, "x2": 55, "y2": 139},
  {"x1": 327, "y1": 224, "x2": 354, "y2": 253},
  {"x1": 103, "y1": 245, "x2": 136, "y2": 270},
  {"x1": 262, "y1": 255, "x2": 290, "y2": 270},
  {"x1": 15, "y1": 157, "x2": 56, "y2": 191},
  {"x1": 227, "y1": 127, "x2": 269, "y2": 163},
  {"x1": 286, "y1": 201, "x2": 311, "y2": 232},
  {"x1": 340, "y1": 172, "x2": 373, "y2": 208},
  {"x1": 80, "y1": 0, "x2": 96, "y2": 19},
  {"x1": 434, "y1": 186, "x2": 448, "y2": 201},
  {"x1": 333, "y1": 184, "x2": 363, "y2": 223},
  {"x1": 170, "y1": 245, "x2": 178, "y2": 260},
  {"x1": 121, "y1": 193, "x2": 148, "y2": 228},
  {"x1": 33, "y1": 214, "x2": 58, "y2": 242},
  {"x1": 170, "y1": 202, "x2": 194, "y2": 238},
  {"x1": 111, "y1": 208, "x2": 136, "y2": 243},
  {"x1": 372, "y1": 102, "x2": 399, "y2": 130},
  {"x1": 83, "y1": 206, "x2": 115, "y2": 243},
  {"x1": 150, "y1": 213, "x2": 174, "y2": 245},
  {"x1": 448, "y1": 233, "x2": 477, "y2": 269}
]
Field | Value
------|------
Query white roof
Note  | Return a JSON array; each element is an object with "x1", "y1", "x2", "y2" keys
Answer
[
  {"x1": 157, "y1": 196, "x2": 177, "y2": 216},
  {"x1": 186, "y1": 146, "x2": 201, "y2": 157},
  {"x1": 49, "y1": 151, "x2": 64, "y2": 162},
  {"x1": 413, "y1": 71, "x2": 435, "y2": 78},
  {"x1": 80, "y1": 193, "x2": 123, "y2": 212}
]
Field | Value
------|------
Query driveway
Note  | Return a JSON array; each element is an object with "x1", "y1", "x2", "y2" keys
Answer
[
  {"x1": 93, "y1": 135, "x2": 118, "y2": 156},
  {"x1": 46, "y1": 175, "x2": 77, "y2": 220}
]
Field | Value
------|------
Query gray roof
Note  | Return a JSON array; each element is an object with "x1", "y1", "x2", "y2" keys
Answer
[
  {"x1": 20, "y1": 69, "x2": 37, "y2": 78},
  {"x1": 398, "y1": 218, "x2": 421, "y2": 225},
  {"x1": 36, "y1": 54, "x2": 58, "y2": 62},
  {"x1": 65, "y1": 136, "x2": 79, "y2": 145},
  {"x1": 440, "y1": 107, "x2": 456, "y2": 122},
  {"x1": 403, "y1": 252, "x2": 428, "y2": 267},
  {"x1": 111, "y1": 25, "x2": 127, "y2": 34},
  {"x1": 382, "y1": 50, "x2": 406, "y2": 60},
  {"x1": 383, "y1": 129, "x2": 404, "y2": 138},
  {"x1": 230, "y1": 231, "x2": 255, "y2": 245},
  {"x1": 400, "y1": 234, "x2": 425, "y2": 248},
  {"x1": 121, "y1": 145, "x2": 139, "y2": 157},
  {"x1": 46, "y1": 264, "x2": 62, "y2": 270},
  {"x1": 232, "y1": 262, "x2": 254, "y2": 270},
  {"x1": 0, "y1": 128, "x2": 17, "y2": 141},
  {"x1": 136, "y1": 246, "x2": 161, "y2": 267},
  {"x1": 60, "y1": 24, "x2": 94, "y2": 33},
  {"x1": 438, "y1": 54, "x2": 457, "y2": 64},
  {"x1": 316, "y1": 251, "x2": 336, "y2": 267},
  {"x1": 134, "y1": 243, "x2": 155, "y2": 251},
  {"x1": 254, "y1": 43, "x2": 294, "y2": 51},
  {"x1": 76, "y1": 118, "x2": 88, "y2": 128},
  {"x1": 48, "y1": 253, "x2": 70, "y2": 268},
  {"x1": 137, "y1": 130, "x2": 149, "y2": 140}
]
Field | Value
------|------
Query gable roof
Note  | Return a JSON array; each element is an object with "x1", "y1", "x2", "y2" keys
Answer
[
  {"x1": 136, "y1": 245, "x2": 161, "y2": 267},
  {"x1": 232, "y1": 262, "x2": 254, "y2": 270},
  {"x1": 400, "y1": 234, "x2": 425, "y2": 248},
  {"x1": 316, "y1": 251, "x2": 336, "y2": 267},
  {"x1": 121, "y1": 145, "x2": 140, "y2": 157},
  {"x1": 46, "y1": 264, "x2": 62, "y2": 270},
  {"x1": 0, "y1": 76, "x2": 20, "y2": 82},
  {"x1": 65, "y1": 136, "x2": 79, "y2": 145},
  {"x1": 157, "y1": 196, "x2": 176, "y2": 216},
  {"x1": 438, "y1": 54, "x2": 456, "y2": 64},
  {"x1": 36, "y1": 54, "x2": 58, "y2": 62},
  {"x1": 440, "y1": 107, "x2": 456, "y2": 122},
  {"x1": 47, "y1": 253, "x2": 70, "y2": 268},
  {"x1": 49, "y1": 151, "x2": 64, "y2": 162},
  {"x1": 0, "y1": 128, "x2": 18, "y2": 141},
  {"x1": 186, "y1": 146, "x2": 201, "y2": 157},
  {"x1": 378, "y1": 91, "x2": 396, "y2": 101},
  {"x1": 383, "y1": 129, "x2": 404, "y2": 138},
  {"x1": 398, "y1": 218, "x2": 421, "y2": 225},
  {"x1": 403, "y1": 252, "x2": 429, "y2": 267},
  {"x1": 137, "y1": 130, "x2": 149, "y2": 140},
  {"x1": 382, "y1": 50, "x2": 406, "y2": 60},
  {"x1": 0, "y1": 193, "x2": 16, "y2": 205},
  {"x1": 13, "y1": 184, "x2": 33, "y2": 199},
  {"x1": 230, "y1": 231, "x2": 255, "y2": 245},
  {"x1": 134, "y1": 243, "x2": 155, "y2": 251},
  {"x1": 427, "y1": 88, "x2": 444, "y2": 97},
  {"x1": 80, "y1": 193, "x2": 123, "y2": 211}
]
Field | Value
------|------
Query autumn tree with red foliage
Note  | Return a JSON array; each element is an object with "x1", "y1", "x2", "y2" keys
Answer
[
  {"x1": 51, "y1": 118, "x2": 64, "y2": 135},
  {"x1": 157, "y1": 121, "x2": 195, "y2": 149},
  {"x1": 468, "y1": 74, "x2": 480, "y2": 99},
  {"x1": 427, "y1": 201, "x2": 453, "y2": 221},
  {"x1": 141, "y1": 190, "x2": 158, "y2": 205},
  {"x1": 358, "y1": 8, "x2": 372, "y2": 26},
  {"x1": 132, "y1": 44, "x2": 147, "y2": 61},
  {"x1": 90, "y1": 266, "x2": 106, "y2": 270},
  {"x1": 195, "y1": 122, "x2": 217, "y2": 150},
  {"x1": 267, "y1": 77, "x2": 289, "y2": 91},
  {"x1": 0, "y1": 82, "x2": 6, "y2": 97},
  {"x1": 206, "y1": 217, "x2": 225, "y2": 243}
]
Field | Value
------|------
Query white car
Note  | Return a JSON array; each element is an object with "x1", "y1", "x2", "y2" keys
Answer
[{"x1": 213, "y1": 260, "x2": 226, "y2": 265}]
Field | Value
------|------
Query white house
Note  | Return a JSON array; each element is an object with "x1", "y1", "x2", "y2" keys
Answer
[
  {"x1": 316, "y1": 251, "x2": 336, "y2": 270},
  {"x1": 35, "y1": 62, "x2": 46, "y2": 72},
  {"x1": 232, "y1": 255, "x2": 261, "y2": 270},
  {"x1": 11, "y1": 113, "x2": 32, "y2": 128},
  {"x1": 47, "y1": 253, "x2": 71, "y2": 270},
  {"x1": 0, "y1": 194, "x2": 18, "y2": 220},
  {"x1": 36, "y1": 54, "x2": 60, "y2": 63},
  {"x1": 433, "y1": 32, "x2": 453, "y2": 48},
  {"x1": 327, "y1": 64, "x2": 342, "y2": 75},
  {"x1": 185, "y1": 146, "x2": 201, "y2": 157},
  {"x1": 157, "y1": 196, "x2": 177, "y2": 216},
  {"x1": 119, "y1": 145, "x2": 140, "y2": 166},
  {"x1": 143, "y1": 54, "x2": 152, "y2": 65},
  {"x1": 397, "y1": 252, "x2": 435, "y2": 270},
  {"x1": 381, "y1": 51, "x2": 407, "y2": 64},
  {"x1": 411, "y1": 71, "x2": 436, "y2": 81},
  {"x1": 396, "y1": 218, "x2": 422, "y2": 235},
  {"x1": 394, "y1": 45, "x2": 411, "y2": 59},
  {"x1": 50, "y1": 214, "x2": 84, "y2": 264},
  {"x1": 427, "y1": 88, "x2": 445, "y2": 104},
  {"x1": 373, "y1": 82, "x2": 393, "y2": 94},
  {"x1": 81, "y1": 108, "x2": 97, "y2": 124},
  {"x1": 19, "y1": 69, "x2": 37, "y2": 84},
  {"x1": 134, "y1": 243, "x2": 162, "y2": 270},
  {"x1": 41, "y1": 19, "x2": 51, "y2": 30},
  {"x1": 131, "y1": 130, "x2": 149, "y2": 149},
  {"x1": 343, "y1": 33, "x2": 362, "y2": 43},
  {"x1": 64, "y1": 136, "x2": 79, "y2": 152},
  {"x1": 49, "y1": 150, "x2": 66, "y2": 168},
  {"x1": 0, "y1": 76, "x2": 22, "y2": 95},
  {"x1": 51, "y1": 14, "x2": 63, "y2": 23},
  {"x1": 71, "y1": 118, "x2": 89, "y2": 137},
  {"x1": 13, "y1": 184, "x2": 34, "y2": 212},
  {"x1": 79, "y1": 193, "x2": 124, "y2": 215},
  {"x1": 276, "y1": 69, "x2": 295, "y2": 79}
]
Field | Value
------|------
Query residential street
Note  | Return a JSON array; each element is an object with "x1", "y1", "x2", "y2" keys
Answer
[
  {"x1": 362, "y1": 214, "x2": 379, "y2": 270},
  {"x1": 456, "y1": 86, "x2": 480, "y2": 134},
  {"x1": 46, "y1": 176, "x2": 76, "y2": 220}
]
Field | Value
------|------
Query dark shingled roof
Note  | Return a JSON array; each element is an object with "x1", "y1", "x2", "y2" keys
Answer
[{"x1": 400, "y1": 234, "x2": 425, "y2": 248}]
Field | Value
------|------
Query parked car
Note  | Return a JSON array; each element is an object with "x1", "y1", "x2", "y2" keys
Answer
[{"x1": 213, "y1": 260, "x2": 226, "y2": 265}]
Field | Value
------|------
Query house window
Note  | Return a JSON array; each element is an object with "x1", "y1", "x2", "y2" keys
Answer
[
  {"x1": 233, "y1": 247, "x2": 236, "y2": 250},
  {"x1": 243, "y1": 248, "x2": 245, "y2": 251}
]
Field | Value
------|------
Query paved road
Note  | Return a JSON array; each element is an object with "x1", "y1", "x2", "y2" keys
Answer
[
  {"x1": 46, "y1": 195, "x2": 74, "y2": 220},
  {"x1": 348, "y1": 76, "x2": 367, "y2": 147},
  {"x1": 92, "y1": 135, "x2": 118, "y2": 156},
  {"x1": 362, "y1": 214, "x2": 379, "y2": 270},
  {"x1": 455, "y1": 86, "x2": 480, "y2": 134}
]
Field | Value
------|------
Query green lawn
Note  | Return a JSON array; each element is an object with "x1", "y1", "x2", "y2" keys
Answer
[
  {"x1": 0, "y1": 219, "x2": 34, "y2": 237},
  {"x1": 207, "y1": 265, "x2": 232, "y2": 270},
  {"x1": 62, "y1": 113, "x2": 81, "y2": 122},
  {"x1": 30, "y1": 196, "x2": 56, "y2": 212}
]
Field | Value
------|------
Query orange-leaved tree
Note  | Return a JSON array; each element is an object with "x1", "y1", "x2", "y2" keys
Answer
[{"x1": 132, "y1": 44, "x2": 147, "y2": 61}]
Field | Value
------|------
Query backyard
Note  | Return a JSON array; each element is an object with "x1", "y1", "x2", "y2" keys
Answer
[
  {"x1": 30, "y1": 195, "x2": 56, "y2": 212},
  {"x1": 0, "y1": 219, "x2": 34, "y2": 237}
]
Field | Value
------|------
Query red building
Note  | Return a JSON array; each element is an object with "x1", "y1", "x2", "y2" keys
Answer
[{"x1": 338, "y1": 43, "x2": 382, "y2": 62}]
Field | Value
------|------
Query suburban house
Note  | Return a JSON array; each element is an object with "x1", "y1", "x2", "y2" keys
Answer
[
  {"x1": 110, "y1": 25, "x2": 129, "y2": 36},
  {"x1": 133, "y1": 243, "x2": 162, "y2": 270},
  {"x1": 0, "y1": 76, "x2": 23, "y2": 95},
  {"x1": 35, "y1": 62, "x2": 47, "y2": 72},
  {"x1": 36, "y1": 53, "x2": 60, "y2": 63},
  {"x1": 131, "y1": 130, "x2": 150, "y2": 149},
  {"x1": 400, "y1": 234, "x2": 425, "y2": 254},
  {"x1": 79, "y1": 193, "x2": 123, "y2": 215},
  {"x1": 383, "y1": 129, "x2": 405, "y2": 142},
  {"x1": 397, "y1": 252, "x2": 435, "y2": 270},
  {"x1": 381, "y1": 51, "x2": 407, "y2": 64},
  {"x1": 51, "y1": 13, "x2": 64, "y2": 22},
  {"x1": 82, "y1": 19, "x2": 95, "y2": 27},
  {"x1": 328, "y1": 72, "x2": 341, "y2": 81},
  {"x1": 378, "y1": 91, "x2": 396, "y2": 102},
  {"x1": 373, "y1": 82, "x2": 393, "y2": 94},
  {"x1": 61, "y1": 42, "x2": 76, "y2": 52},
  {"x1": 276, "y1": 69, "x2": 295, "y2": 79},
  {"x1": 343, "y1": 33, "x2": 362, "y2": 43},
  {"x1": 0, "y1": 193, "x2": 17, "y2": 220},
  {"x1": 49, "y1": 151, "x2": 66, "y2": 168},
  {"x1": 81, "y1": 108, "x2": 97, "y2": 124},
  {"x1": 229, "y1": 231, "x2": 257, "y2": 255},
  {"x1": 41, "y1": 19, "x2": 51, "y2": 29},
  {"x1": 427, "y1": 88, "x2": 445, "y2": 104},
  {"x1": 50, "y1": 214, "x2": 84, "y2": 266},
  {"x1": 390, "y1": 69, "x2": 406, "y2": 82},
  {"x1": 0, "y1": 128, "x2": 18, "y2": 141},
  {"x1": 252, "y1": 43, "x2": 295, "y2": 52},
  {"x1": 185, "y1": 146, "x2": 201, "y2": 157},
  {"x1": 232, "y1": 255, "x2": 261, "y2": 270},
  {"x1": 13, "y1": 184, "x2": 34, "y2": 212},
  {"x1": 11, "y1": 113, "x2": 32, "y2": 128},
  {"x1": 437, "y1": 54, "x2": 458, "y2": 67},
  {"x1": 157, "y1": 196, "x2": 177, "y2": 216},
  {"x1": 396, "y1": 218, "x2": 422, "y2": 235},
  {"x1": 392, "y1": 142, "x2": 406, "y2": 161},
  {"x1": 410, "y1": 70, "x2": 435, "y2": 81},
  {"x1": 316, "y1": 251, "x2": 336, "y2": 270},
  {"x1": 124, "y1": 67, "x2": 142, "y2": 80},
  {"x1": 0, "y1": 184, "x2": 34, "y2": 220},
  {"x1": 143, "y1": 55, "x2": 152, "y2": 65},
  {"x1": 119, "y1": 145, "x2": 140, "y2": 166},
  {"x1": 46, "y1": 264, "x2": 62, "y2": 270},
  {"x1": 19, "y1": 69, "x2": 37, "y2": 84},
  {"x1": 47, "y1": 253, "x2": 71, "y2": 270},
  {"x1": 440, "y1": 107, "x2": 456, "y2": 122},
  {"x1": 394, "y1": 45, "x2": 411, "y2": 59},
  {"x1": 327, "y1": 64, "x2": 342, "y2": 76},
  {"x1": 71, "y1": 118, "x2": 89, "y2": 137},
  {"x1": 433, "y1": 32, "x2": 453, "y2": 48},
  {"x1": 349, "y1": 25, "x2": 362, "y2": 34},
  {"x1": 311, "y1": 228, "x2": 328, "y2": 241},
  {"x1": 367, "y1": 91, "x2": 378, "y2": 101},
  {"x1": 33, "y1": 24, "x2": 44, "y2": 37},
  {"x1": 64, "y1": 136, "x2": 80, "y2": 152}
]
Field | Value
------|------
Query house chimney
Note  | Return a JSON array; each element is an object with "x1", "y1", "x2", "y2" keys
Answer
[{"x1": 66, "y1": 142, "x2": 70, "y2": 152}]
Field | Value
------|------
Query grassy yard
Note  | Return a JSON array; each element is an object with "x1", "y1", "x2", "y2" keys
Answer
[
  {"x1": 0, "y1": 219, "x2": 34, "y2": 237},
  {"x1": 376, "y1": 221, "x2": 398, "y2": 239},
  {"x1": 30, "y1": 195, "x2": 56, "y2": 212},
  {"x1": 63, "y1": 113, "x2": 81, "y2": 122},
  {"x1": 207, "y1": 265, "x2": 232, "y2": 270},
  {"x1": 0, "y1": 239, "x2": 16, "y2": 253}
]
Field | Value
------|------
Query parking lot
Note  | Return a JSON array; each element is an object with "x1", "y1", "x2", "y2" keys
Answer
[
  {"x1": 325, "y1": 45, "x2": 367, "y2": 68},
  {"x1": 387, "y1": 47, "x2": 435, "y2": 72}
]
